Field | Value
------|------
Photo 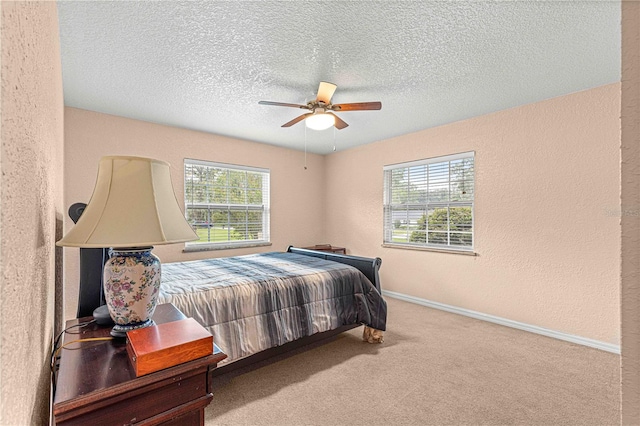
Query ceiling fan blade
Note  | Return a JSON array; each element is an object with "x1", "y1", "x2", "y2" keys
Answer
[
  {"x1": 331, "y1": 101, "x2": 382, "y2": 111},
  {"x1": 328, "y1": 112, "x2": 349, "y2": 130},
  {"x1": 316, "y1": 81, "x2": 337, "y2": 104},
  {"x1": 259, "y1": 100, "x2": 309, "y2": 109},
  {"x1": 282, "y1": 113, "x2": 313, "y2": 127}
]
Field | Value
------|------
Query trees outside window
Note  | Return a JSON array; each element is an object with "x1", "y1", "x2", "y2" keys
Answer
[
  {"x1": 384, "y1": 152, "x2": 474, "y2": 250},
  {"x1": 184, "y1": 160, "x2": 270, "y2": 248}
]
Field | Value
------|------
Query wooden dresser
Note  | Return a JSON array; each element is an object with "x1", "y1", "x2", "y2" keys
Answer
[
  {"x1": 53, "y1": 304, "x2": 226, "y2": 425},
  {"x1": 302, "y1": 244, "x2": 346, "y2": 254}
]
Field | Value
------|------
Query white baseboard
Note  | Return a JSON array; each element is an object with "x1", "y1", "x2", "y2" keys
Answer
[{"x1": 382, "y1": 290, "x2": 621, "y2": 355}]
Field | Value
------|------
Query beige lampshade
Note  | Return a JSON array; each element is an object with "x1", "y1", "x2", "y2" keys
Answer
[{"x1": 57, "y1": 156, "x2": 198, "y2": 248}]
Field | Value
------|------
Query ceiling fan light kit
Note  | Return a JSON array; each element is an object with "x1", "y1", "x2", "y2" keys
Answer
[
  {"x1": 259, "y1": 81, "x2": 382, "y2": 131},
  {"x1": 305, "y1": 112, "x2": 335, "y2": 130}
]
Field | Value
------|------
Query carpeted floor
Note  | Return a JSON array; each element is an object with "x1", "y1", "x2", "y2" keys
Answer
[{"x1": 206, "y1": 297, "x2": 620, "y2": 425}]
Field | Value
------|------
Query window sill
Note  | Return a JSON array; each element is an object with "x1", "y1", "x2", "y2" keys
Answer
[
  {"x1": 381, "y1": 243, "x2": 477, "y2": 256},
  {"x1": 183, "y1": 241, "x2": 272, "y2": 253}
]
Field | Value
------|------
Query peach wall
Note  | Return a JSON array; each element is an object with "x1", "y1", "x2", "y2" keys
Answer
[
  {"x1": 63, "y1": 108, "x2": 325, "y2": 319},
  {"x1": 1, "y1": 1, "x2": 64, "y2": 424},
  {"x1": 325, "y1": 84, "x2": 621, "y2": 345},
  {"x1": 621, "y1": 1, "x2": 640, "y2": 423}
]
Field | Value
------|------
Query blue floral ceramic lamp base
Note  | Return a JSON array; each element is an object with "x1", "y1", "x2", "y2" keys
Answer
[{"x1": 103, "y1": 247, "x2": 161, "y2": 338}]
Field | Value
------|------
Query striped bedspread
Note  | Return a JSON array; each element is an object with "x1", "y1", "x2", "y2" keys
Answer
[{"x1": 157, "y1": 252, "x2": 387, "y2": 364}]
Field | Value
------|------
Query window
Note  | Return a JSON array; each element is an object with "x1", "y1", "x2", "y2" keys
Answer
[
  {"x1": 383, "y1": 152, "x2": 474, "y2": 251},
  {"x1": 184, "y1": 159, "x2": 270, "y2": 249}
]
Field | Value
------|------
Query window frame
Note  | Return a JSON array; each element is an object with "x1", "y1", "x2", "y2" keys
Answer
[
  {"x1": 383, "y1": 151, "x2": 475, "y2": 253},
  {"x1": 183, "y1": 158, "x2": 271, "y2": 251}
]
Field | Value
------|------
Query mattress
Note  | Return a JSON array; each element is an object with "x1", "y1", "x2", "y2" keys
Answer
[{"x1": 157, "y1": 251, "x2": 387, "y2": 364}]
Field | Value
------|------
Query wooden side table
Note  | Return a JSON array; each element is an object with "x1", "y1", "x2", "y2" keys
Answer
[
  {"x1": 302, "y1": 244, "x2": 346, "y2": 254},
  {"x1": 53, "y1": 303, "x2": 226, "y2": 425}
]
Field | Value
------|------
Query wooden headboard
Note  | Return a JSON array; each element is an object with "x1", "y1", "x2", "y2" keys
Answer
[{"x1": 286, "y1": 246, "x2": 382, "y2": 293}]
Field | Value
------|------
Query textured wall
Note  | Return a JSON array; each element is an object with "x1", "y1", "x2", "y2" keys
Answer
[
  {"x1": 325, "y1": 84, "x2": 621, "y2": 345},
  {"x1": 63, "y1": 108, "x2": 325, "y2": 319},
  {"x1": 621, "y1": 2, "x2": 640, "y2": 423},
  {"x1": 0, "y1": 2, "x2": 64, "y2": 425}
]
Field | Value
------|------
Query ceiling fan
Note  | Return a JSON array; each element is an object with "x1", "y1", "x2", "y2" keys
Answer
[{"x1": 259, "y1": 81, "x2": 382, "y2": 131}]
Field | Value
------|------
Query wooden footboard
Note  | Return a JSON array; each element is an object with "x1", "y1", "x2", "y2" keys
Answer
[{"x1": 286, "y1": 246, "x2": 382, "y2": 293}]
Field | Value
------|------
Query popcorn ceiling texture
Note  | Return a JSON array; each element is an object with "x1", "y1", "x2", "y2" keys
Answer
[
  {"x1": 56, "y1": 1, "x2": 620, "y2": 154},
  {"x1": 1, "y1": 2, "x2": 64, "y2": 424}
]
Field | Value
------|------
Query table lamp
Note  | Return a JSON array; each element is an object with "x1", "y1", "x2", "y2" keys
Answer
[{"x1": 57, "y1": 156, "x2": 198, "y2": 337}]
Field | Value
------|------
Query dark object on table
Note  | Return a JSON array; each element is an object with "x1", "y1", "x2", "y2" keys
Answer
[{"x1": 68, "y1": 202, "x2": 112, "y2": 324}]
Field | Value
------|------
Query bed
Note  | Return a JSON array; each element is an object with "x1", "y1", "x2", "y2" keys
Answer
[
  {"x1": 71, "y1": 235, "x2": 387, "y2": 374},
  {"x1": 156, "y1": 246, "x2": 387, "y2": 373}
]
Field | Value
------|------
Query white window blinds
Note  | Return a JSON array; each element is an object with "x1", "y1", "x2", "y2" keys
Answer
[
  {"x1": 184, "y1": 159, "x2": 270, "y2": 248},
  {"x1": 383, "y1": 152, "x2": 474, "y2": 250}
]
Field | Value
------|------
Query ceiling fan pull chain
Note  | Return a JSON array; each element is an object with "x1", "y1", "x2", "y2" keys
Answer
[
  {"x1": 333, "y1": 126, "x2": 336, "y2": 152},
  {"x1": 304, "y1": 125, "x2": 308, "y2": 170}
]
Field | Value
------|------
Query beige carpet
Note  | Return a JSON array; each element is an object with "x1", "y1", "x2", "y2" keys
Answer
[{"x1": 206, "y1": 297, "x2": 620, "y2": 425}]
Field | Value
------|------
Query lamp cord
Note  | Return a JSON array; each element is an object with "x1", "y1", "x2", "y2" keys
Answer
[
  {"x1": 50, "y1": 320, "x2": 114, "y2": 394},
  {"x1": 52, "y1": 337, "x2": 114, "y2": 362}
]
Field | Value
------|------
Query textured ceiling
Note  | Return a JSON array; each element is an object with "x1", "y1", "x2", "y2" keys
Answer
[{"x1": 57, "y1": 1, "x2": 620, "y2": 155}]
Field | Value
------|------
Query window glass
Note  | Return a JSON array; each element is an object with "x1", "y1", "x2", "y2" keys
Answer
[
  {"x1": 184, "y1": 159, "x2": 270, "y2": 249},
  {"x1": 383, "y1": 152, "x2": 474, "y2": 251}
]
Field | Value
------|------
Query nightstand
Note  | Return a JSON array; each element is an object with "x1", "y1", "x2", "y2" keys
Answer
[{"x1": 53, "y1": 303, "x2": 226, "y2": 425}]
